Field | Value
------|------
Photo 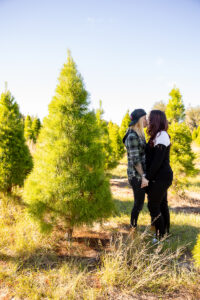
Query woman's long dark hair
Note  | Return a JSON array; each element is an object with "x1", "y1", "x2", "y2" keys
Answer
[{"x1": 147, "y1": 110, "x2": 168, "y2": 147}]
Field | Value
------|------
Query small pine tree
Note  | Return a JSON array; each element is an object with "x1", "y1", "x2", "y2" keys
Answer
[
  {"x1": 166, "y1": 87, "x2": 185, "y2": 123},
  {"x1": 23, "y1": 52, "x2": 114, "y2": 235},
  {"x1": 168, "y1": 122, "x2": 198, "y2": 192},
  {"x1": 119, "y1": 110, "x2": 130, "y2": 140},
  {"x1": 24, "y1": 115, "x2": 33, "y2": 141},
  {"x1": 96, "y1": 101, "x2": 117, "y2": 170},
  {"x1": 108, "y1": 121, "x2": 125, "y2": 161},
  {"x1": 32, "y1": 117, "x2": 41, "y2": 143},
  {"x1": 0, "y1": 89, "x2": 33, "y2": 193}
]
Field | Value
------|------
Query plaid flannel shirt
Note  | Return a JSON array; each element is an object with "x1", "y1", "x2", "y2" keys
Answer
[{"x1": 124, "y1": 129, "x2": 146, "y2": 180}]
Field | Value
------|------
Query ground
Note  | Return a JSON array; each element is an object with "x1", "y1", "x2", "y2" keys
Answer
[{"x1": 0, "y1": 145, "x2": 200, "y2": 299}]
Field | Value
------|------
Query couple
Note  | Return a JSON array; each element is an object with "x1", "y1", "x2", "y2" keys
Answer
[{"x1": 123, "y1": 109, "x2": 173, "y2": 240}]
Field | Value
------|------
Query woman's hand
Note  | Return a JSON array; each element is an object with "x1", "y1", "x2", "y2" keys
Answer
[{"x1": 141, "y1": 177, "x2": 149, "y2": 188}]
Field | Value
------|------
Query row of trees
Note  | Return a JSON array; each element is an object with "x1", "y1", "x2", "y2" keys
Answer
[
  {"x1": 95, "y1": 100, "x2": 125, "y2": 170},
  {"x1": 0, "y1": 51, "x2": 198, "y2": 234},
  {"x1": 24, "y1": 115, "x2": 41, "y2": 143}
]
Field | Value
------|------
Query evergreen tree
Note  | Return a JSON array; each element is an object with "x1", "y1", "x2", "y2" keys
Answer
[
  {"x1": 168, "y1": 122, "x2": 198, "y2": 192},
  {"x1": 23, "y1": 52, "x2": 114, "y2": 235},
  {"x1": 24, "y1": 115, "x2": 33, "y2": 141},
  {"x1": 166, "y1": 87, "x2": 185, "y2": 123},
  {"x1": 0, "y1": 89, "x2": 33, "y2": 193},
  {"x1": 152, "y1": 100, "x2": 166, "y2": 112},
  {"x1": 108, "y1": 121, "x2": 125, "y2": 161},
  {"x1": 119, "y1": 110, "x2": 130, "y2": 140},
  {"x1": 96, "y1": 101, "x2": 117, "y2": 170},
  {"x1": 32, "y1": 117, "x2": 41, "y2": 143}
]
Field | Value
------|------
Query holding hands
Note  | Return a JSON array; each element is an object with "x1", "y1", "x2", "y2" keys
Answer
[{"x1": 141, "y1": 176, "x2": 149, "y2": 188}]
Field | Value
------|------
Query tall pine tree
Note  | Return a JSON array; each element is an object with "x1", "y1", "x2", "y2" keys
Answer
[
  {"x1": 23, "y1": 52, "x2": 114, "y2": 235},
  {"x1": 0, "y1": 89, "x2": 33, "y2": 193},
  {"x1": 166, "y1": 87, "x2": 185, "y2": 123}
]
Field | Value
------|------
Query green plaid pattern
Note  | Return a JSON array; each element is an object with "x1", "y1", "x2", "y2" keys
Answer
[{"x1": 124, "y1": 129, "x2": 146, "y2": 180}]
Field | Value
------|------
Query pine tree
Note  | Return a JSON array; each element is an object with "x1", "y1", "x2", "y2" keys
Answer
[
  {"x1": 168, "y1": 122, "x2": 198, "y2": 192},
  {"x1": 108, "y1": 121, "x2": 125, "y2": 161},
  {"x1": 32, "y1": 117, "x2": 41, "y2": 143},
  {"x1": 24, "y1": 115, "x2": 33, "y2": 141},
  {"x1": 96, "y1": 101, "x2": 117, "y2": 170},
  {"x1": 0, "y1": 89, "x2": 33, "y2": 193},
  {"x1": 119, "y1": 110, "x2": 130, "y2": 140},
  {"x1": 23, "y1": 52, "x2": 114, "y2": 235},
  {"x1": 166, "y1": 87, "x2": 185, "y2": 123}
]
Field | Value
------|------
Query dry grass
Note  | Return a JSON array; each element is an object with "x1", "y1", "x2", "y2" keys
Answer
[
  {"x1": 0, "y1": 189, "x2": 200, "y2": 299},
  {"x1": 0, "y1": 147, "x2": 200, "y2": 299}
]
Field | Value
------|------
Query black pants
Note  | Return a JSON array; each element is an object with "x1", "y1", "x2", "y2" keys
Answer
[
  {"x1": 147, "y1": 180, "x2": 172, "y2": 238},
  {"x1": 129, "y1": 177, "x2": 145, "y2": 227}
]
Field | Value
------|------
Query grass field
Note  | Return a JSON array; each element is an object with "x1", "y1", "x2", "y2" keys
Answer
[{"x1": 0, "y1": 146, "x2": 200, "y2": 299}]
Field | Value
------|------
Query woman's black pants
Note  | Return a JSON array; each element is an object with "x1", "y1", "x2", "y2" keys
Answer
[
  {"x1": 147, "y1": 180, "x2": 172, "y2": 238},
  {"x1": 129, "y1": 177, "x2": 145, "y2": 227}
]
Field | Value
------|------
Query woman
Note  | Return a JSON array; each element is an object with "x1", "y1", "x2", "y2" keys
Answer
[
  {"x1": 146, "y1": 110, "x2": 173, "y2": 239},
  {"x1": 123, "y1": 109, "x2": 149, "y2": 229}
]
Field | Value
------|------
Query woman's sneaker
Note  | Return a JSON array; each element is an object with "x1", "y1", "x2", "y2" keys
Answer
[{"x1": 152, "y1": 237, "x2": 159, "y2": 244}]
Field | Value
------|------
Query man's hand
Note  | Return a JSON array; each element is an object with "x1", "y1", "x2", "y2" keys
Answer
[{"x1": 141, "y1": 177, "x2": 149, "y2": 188}]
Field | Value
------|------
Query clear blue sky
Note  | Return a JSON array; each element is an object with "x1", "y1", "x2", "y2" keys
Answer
[{"x1": 0, "y1": 0, "x2": 200, "y2": 124}]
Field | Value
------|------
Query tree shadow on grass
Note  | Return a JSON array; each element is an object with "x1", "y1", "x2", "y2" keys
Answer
[{"x1": 0, "y1": 248, "x2": 100, "y2": 273}]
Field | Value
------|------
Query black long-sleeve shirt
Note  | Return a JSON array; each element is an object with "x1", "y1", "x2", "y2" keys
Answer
[{"x1": 145, "y1": 131, "x2": 173, "y2": 182}]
